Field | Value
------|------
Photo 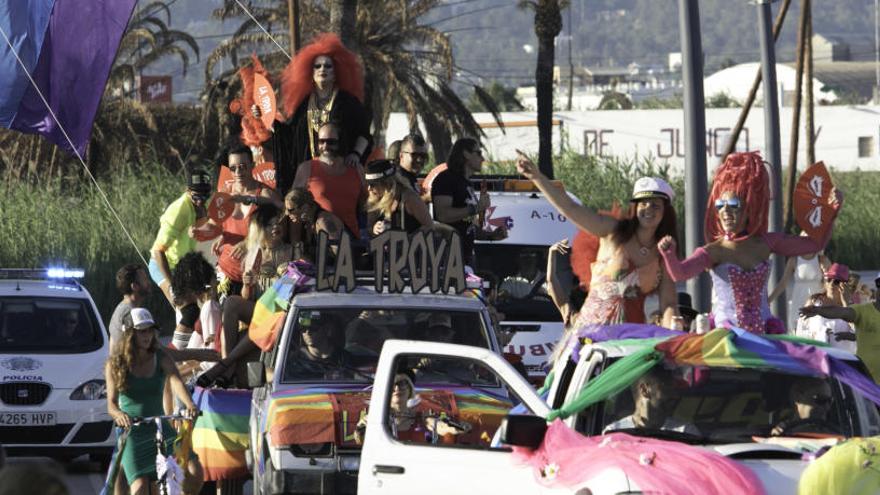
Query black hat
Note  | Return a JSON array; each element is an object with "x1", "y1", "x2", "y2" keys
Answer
[
  {"x1": 187, "y1": 169, "x2": 212, "y2": 194},
  {"x1": 677, "y1": 292, "x2": 698, "y2": 319},
  {"x1": 364, "y1": 159, "x2": 396, "y2": 182}
]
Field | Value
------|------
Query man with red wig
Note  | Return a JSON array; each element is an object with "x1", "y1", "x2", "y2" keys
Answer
[
  {"x1": 657, "y1": 151, "x2": 844, "y2": 334},
  {"x1": 267, "y1": 33, "x2": 372, "y2": 195}
]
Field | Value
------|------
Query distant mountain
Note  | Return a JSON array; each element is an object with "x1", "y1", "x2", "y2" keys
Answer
[{"x1": 151, "y1": 0, "x2": 875, "y2": 102}]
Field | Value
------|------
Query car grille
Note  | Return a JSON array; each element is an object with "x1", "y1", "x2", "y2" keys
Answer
[
  {"x1": 0, "y1": 424, "x2": 74, "y2": 444},
  {"x1": 0, "y1": 382, "x2": 51, "y2": 405}
]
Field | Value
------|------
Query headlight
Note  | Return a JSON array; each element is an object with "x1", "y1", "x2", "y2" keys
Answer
[{"x1": 70, "y1": 379, "x2": 106, "y2": 400}]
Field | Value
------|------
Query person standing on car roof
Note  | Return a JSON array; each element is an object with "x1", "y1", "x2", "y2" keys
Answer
[
  {"x1": 433, "y1": 138, "x2": 506, "y2": 267},
  {"x1": 516, "y1": 154, "x2": 680, "y2": 329}
]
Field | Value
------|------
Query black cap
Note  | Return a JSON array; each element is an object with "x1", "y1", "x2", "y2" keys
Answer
[
  {"x1": 364, "y1": 159, "x2": 396, "y2": 182},
  {"x1": 677, "y1": 292, "x2": 698, "y2": 319},
  {"x1": 187, "y1": 169, "x2": 212, "y2": 194}
]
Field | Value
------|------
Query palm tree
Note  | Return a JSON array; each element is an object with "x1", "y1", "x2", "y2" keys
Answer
[
  {"x1": 519, "y1": 0, "x2": 568, "y2": 179},
  {"x1": 108, "y1": 1, "x2": 200, "y2": 99},
  {"x1": 205, "y1": 0, "x2": 504, "y2": 161}
]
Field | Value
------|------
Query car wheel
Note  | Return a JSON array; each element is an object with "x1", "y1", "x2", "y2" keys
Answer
[{"x1": 89, "y1": 452, "x2": 113, "y2": 471}]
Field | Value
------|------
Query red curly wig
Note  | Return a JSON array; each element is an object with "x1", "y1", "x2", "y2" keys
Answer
[
  {"x1": 280, "y1": 33, "x2": 365, "y2": 117},
  {"x1": 705, "y1": 151, "x2": 771, "y2": 242}
]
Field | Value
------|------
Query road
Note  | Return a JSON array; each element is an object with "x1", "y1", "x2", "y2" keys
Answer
[{"x1": 5, "y1": 456, "x2": 253, "y2": 494}]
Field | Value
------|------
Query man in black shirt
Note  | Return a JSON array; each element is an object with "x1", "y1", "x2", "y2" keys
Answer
[
  {"x1": 431, "y1": 138, "x2": 491, "y2": 266},
  {"x1": 396, "y1": 133, "x2": 429, "y2": 194}
]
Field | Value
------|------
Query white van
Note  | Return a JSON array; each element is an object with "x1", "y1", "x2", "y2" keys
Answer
[
  {"x1": 472, "y1": 179, "x2": 580, "y2": 383},
  {"x1": 0, "y1": 269, "x2": 113, "y2": 462}
]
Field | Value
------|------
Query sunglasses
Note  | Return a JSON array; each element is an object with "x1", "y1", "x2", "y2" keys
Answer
[
  {"x1": 313, "y1": 63, "x2": 333, "y2": 70},
  {"x1": 191, "y1": 193, "x2": 209, "y2": 202},
  {"x1": 228, "y1": 164, "x2": 249, "y2": 172},
  {"x1": 402, "y1": 151, "x2": 428, "y2": 160},
  {"x1": 809, "y1": 394, "x2": 833, "y2": 406},
  {"x1": 714, "y1": 198, "x2": 741, "y2": 211},
  {"x1": 318, "y1": 138, "x2": 339, "y2": 146}
]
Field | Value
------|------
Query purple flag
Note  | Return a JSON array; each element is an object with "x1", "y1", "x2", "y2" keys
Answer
[{"x1": 5, "y1": 0, "x2": 136, "y2": 155}]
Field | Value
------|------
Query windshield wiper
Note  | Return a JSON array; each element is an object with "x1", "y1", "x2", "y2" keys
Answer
[
  {"x1": 289, "y1": 357, "x2": 375, "y2": 381},
  {"x1": 604, "y1": 427, "x2": 709, "y2": 444}
]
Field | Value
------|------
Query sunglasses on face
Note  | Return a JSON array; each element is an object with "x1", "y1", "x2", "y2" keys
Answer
[
  {"x1": 318, "y1": 138, "x2": 339, "y2": 146},
  {"x1": 191, "y1": 193, "x2": 209, "y2": 202},
  {"x1": 228, "y1": 164, "x2": 249, "y2": 172},
  {"x1": 714, "y1": 198, "x2": 742, "y2": 211},
  {"x1": 402, "y1": 151, "x2": 428, "y2": 160},
  {"x1": 313, "y1": 63, "x2": 333, "y2": 70},
  {"x1": 808, "y1": 394, "x2": 833, "y2": 406}
]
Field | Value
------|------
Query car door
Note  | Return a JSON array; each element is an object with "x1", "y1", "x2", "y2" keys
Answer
[{"x1": 358, "y1": 340, "x2": 551, "y2": 495}]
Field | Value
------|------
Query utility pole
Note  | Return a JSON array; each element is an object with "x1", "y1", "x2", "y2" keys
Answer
[
  {"x1": 876, "y1": 0, "x2": 880, "y2": 102},
  {"x1": 678, "y1": 0, "x2": 710, "y2": 313},
  {"x1": 805, "y1": 3, "x2": 815, "y2": 165},
  {"x1": 567, "y1": 5, "x2": 574, "y2": 111},
  {"x1": 784, "y1": 0, "x2": 808, "y2": 234},
  {"x1": 288, "y1": 0, "x2": 301, "y2": 53},
  {"x1": 756, "y1": 0, "x2": 786, "y2": 327}
]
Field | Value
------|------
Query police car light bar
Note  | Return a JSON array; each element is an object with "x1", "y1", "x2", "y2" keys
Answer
[
  {"x1": 0, "y1": 268, "x2": 85, "y2": 280},
  {"x1": 47, "y1": 268, "x2": 85, "y2": 279}
]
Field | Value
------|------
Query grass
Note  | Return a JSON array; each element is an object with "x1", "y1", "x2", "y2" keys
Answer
[{"x1": 1, "y1": 155, "x2": 877, "y2": 330}]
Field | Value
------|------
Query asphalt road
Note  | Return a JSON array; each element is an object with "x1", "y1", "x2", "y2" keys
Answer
[{"x1": 5, "y1": 456, "x2": 254, "y2": 494}]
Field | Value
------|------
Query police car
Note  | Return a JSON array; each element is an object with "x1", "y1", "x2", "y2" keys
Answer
[{"x1": 0, "y1": 269, "x2": 113, "y2": 462}]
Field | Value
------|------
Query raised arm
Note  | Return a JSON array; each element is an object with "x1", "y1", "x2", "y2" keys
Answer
[
  {"x1": 799, "y1": 305, "x2": 856, "y2": 323},
  {"x1": 657, "y1": 236, "x2": 713, "y2": 282},
  {"x1": 764, "y1": 188, "x2": 843, "y2": 257},
  {"x1": 516, "y1": 152, "x2": 617, "y2": 238}
]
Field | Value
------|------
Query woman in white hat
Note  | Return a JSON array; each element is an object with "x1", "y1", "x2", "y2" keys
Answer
[{"x1": 516, "y1": 154, "x2": 680, "y2": 328}]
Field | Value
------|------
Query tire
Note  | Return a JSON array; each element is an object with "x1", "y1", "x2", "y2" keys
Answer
[{"x1": 89, "y1": 452, "x2": 113, "y2": 471}]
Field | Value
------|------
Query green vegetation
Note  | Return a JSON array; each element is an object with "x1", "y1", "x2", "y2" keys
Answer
[{"x1": 2, "y1": 154, "x2": 877, "y2": 329}]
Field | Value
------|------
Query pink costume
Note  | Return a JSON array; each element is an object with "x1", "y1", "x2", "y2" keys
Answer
[{"x1": 660, "y1": 231, "x2": 837, "y2": 334}]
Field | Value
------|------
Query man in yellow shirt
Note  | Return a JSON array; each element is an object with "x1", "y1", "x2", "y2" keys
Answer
[
  {"x1": 149, "y1": 169, "x2": 212, "y2": 305},
  {"x1": 800, "y1": 273, "x2": 880, "y2": 382}
]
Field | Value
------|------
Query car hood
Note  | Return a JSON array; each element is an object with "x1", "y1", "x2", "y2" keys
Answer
[
  {"x1": 0, "y1": 352, "x2": 104, "y2": 389},
  {"x1": 264, "y1": 384, "x2": 512, "y2": 448},
  {"x1": 707, "y1": 443, "x2": 807, "y2": 495}
]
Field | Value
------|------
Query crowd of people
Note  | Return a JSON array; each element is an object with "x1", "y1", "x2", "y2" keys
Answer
[{"x1": 91, "y1": 32, "x2": 880, "y2": 495}]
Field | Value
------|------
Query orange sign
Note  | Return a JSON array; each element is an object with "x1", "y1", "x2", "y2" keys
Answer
[
  {"x1": 208, "y1": 192, "x2": 235, "y2": 223},
  {"x1": 794, "y1": 161, "x2": 834, "y2": 242},
  {"x1": 253, "y1": 73, "x2": 277, "y2": 129}
]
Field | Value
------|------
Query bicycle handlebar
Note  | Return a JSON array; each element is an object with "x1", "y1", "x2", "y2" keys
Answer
[{"x1": 128, "y1": 410, "x2": 202, "y2": 426}]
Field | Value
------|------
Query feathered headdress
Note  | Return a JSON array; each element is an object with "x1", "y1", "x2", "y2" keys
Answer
[
  {"x1": 280, "y1": 33, "x2": 365, "y2": 116},
  {"x1": 705, "y1": 151, "x2": 771, "y2": 242}
]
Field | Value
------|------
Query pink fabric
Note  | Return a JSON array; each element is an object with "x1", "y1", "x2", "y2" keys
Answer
[
  {"x1": 728, "y1": 262, "x2": 771, "y2": 334},
  {"x1": 660, "y1": 246, "x2": 711, "y2": 282},
  {"x1": 512, "y1": 420, "x2": 765, "y2": 495}
]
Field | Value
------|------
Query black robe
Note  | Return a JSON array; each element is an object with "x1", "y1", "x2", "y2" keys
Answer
[{"x1": 272, "y1": 89, "x2": 372, "y2": 195}]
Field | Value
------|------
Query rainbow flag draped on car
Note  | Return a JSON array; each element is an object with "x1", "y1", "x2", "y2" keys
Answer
[
  {"x1": 249, "y1": 261, "x2": 313, "y2": 351},
  {"x1": 191, "y1": 387, "x2": 252, "y2": 481},
  {"x1": 547, "y1": 326, "x2": 880, "y2": 421}
]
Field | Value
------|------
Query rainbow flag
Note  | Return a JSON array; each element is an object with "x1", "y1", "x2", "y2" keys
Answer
[
  {"x1": 248, "y1": 262, "x2": 312, "y2": 351},
  {"x1": 192, "y1": 387, "x2": 252, "y2": 481}
]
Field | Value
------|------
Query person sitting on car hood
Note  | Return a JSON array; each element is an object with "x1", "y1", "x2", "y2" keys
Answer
[{"x1": 604, "y1": 369, "x2": 700, "y2": 435}]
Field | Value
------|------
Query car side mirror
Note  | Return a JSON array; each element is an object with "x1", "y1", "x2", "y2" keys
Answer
[
  {"x1": 247, "y1": 361, "x2": 266, "y2": 388},
  {"x1": 498, "y1": 414, "x2": 547, "y2": 450}
]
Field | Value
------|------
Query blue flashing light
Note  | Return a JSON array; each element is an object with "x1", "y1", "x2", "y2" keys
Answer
[{"x1": 47, "y1": 268, "x2": 85, "y2": 279}]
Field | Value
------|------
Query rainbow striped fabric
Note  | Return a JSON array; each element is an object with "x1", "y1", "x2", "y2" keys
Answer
[
  {"x1": 263, "y1": 386, "x2": 512, "y2": 448},
  {"x1": 248, "y1": 262, "x2": 313, "y2": 351},
  {"x1": 192, "y1": 387, "x2": 252, "y2": 481}
]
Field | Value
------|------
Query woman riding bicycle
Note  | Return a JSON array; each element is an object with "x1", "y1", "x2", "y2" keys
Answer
[{"x1": 105, "y1": 307, "x2": 203, "y2": 494}]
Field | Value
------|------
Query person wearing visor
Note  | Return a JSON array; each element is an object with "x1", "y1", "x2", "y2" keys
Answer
[
  {"x1": 365, "y1": 159, "x2": 432, "y2": 236},
  {"x1": 150, "y1": 168, "x2": 212, "y2": 306},
  {"x1": 105, "y1": 308, "x2": 202, "y2": 495},
  {"x1": 285, "y1": 311, "x2": 352, "y2": 379},
  {"x1": 801, "y1": 272, "x2": 880, "y2": 382},
  {"x1": 657, "y1": 152, "x2": 843, "y2": 335},
  {"x1": 516, "y1": 153, "x2": 680, "y2": 328}
]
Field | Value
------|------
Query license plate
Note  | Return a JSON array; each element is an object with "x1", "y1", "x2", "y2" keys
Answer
[{"x1": 0, "y1": 412, "x2": 56, "y2": 426}]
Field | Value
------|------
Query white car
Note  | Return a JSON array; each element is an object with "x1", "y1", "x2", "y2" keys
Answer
[
  {"x1": 358, "y1": 331, "x2": 880, "y2": 494},
  {"x1": 247, "y1": 283, "x2": 511, "y2": 495},
  {"x1": 0, "y1": 269, "x2": 113, "y2": 462},
  {"x1": 472, "y1": 180, "x2": 580, "y2": 382}
]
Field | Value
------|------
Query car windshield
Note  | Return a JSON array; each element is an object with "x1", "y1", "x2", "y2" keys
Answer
[
  {"x1": 280, "y1": 308, "x2": 492, "y2": 384},
  {"x1": 473, "y1": 245, "x2": 560, "y2": 322},
  {"x1": 0, "y1": 297, "x2": 103, "y2": 353},
  {"x1": 586, "y1": 364, "x2": 872, "y2": 443}
]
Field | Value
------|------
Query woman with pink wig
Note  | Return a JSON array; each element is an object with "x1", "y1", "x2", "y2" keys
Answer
[
  {"x1": 269, "y1": 33, "x2": 372, "y2": 195},
  {"x1": 657, "y1": 152, "x2": 843, "y2": 334}
]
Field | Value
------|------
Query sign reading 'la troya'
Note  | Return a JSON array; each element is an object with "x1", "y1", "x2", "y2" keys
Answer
[{"x1": 314, "y1": 230, "x2": 467, "y2": 294}]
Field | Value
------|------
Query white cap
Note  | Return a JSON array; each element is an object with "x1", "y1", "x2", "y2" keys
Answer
[
  {"x1": 126, "y1": 307, "x2": 156, "y2": 331},
  {"x1": 631, "y1": 177, "x2": 674, "y2": 202}
]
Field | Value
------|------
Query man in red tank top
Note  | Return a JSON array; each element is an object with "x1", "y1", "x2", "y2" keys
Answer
[{"x1": 292, "y1": 122, "x2": 366, "y2": 238}]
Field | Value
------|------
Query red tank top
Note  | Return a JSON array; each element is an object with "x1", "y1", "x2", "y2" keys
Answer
[{"x1": 307, "y1": 161, "x2": 362, "y2": 238}]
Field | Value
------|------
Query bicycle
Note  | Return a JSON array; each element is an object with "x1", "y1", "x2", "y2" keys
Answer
[{"x1": 101, "y1": 411, "x2": 201, "y2": 495}]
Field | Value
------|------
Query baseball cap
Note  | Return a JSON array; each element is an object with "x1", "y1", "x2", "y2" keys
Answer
[
  {"x1": 824, "y1": 263, "x2": 850, "y2": 282},
  {"x1": 124, "y1": 307, "x2": 156, "y2": 331},
  {"x1": 186, "y1": 169, "x2": 212, "y2": 194},
  {"x1": 631, "y1": 177, "x2": 674, "y2": 202},
  {"x1": 428, "y1": 313, "x2": 452, "y2": 329},
  {"x1": 364, "y1": 159, "x2": 396, "y2": 182}
]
